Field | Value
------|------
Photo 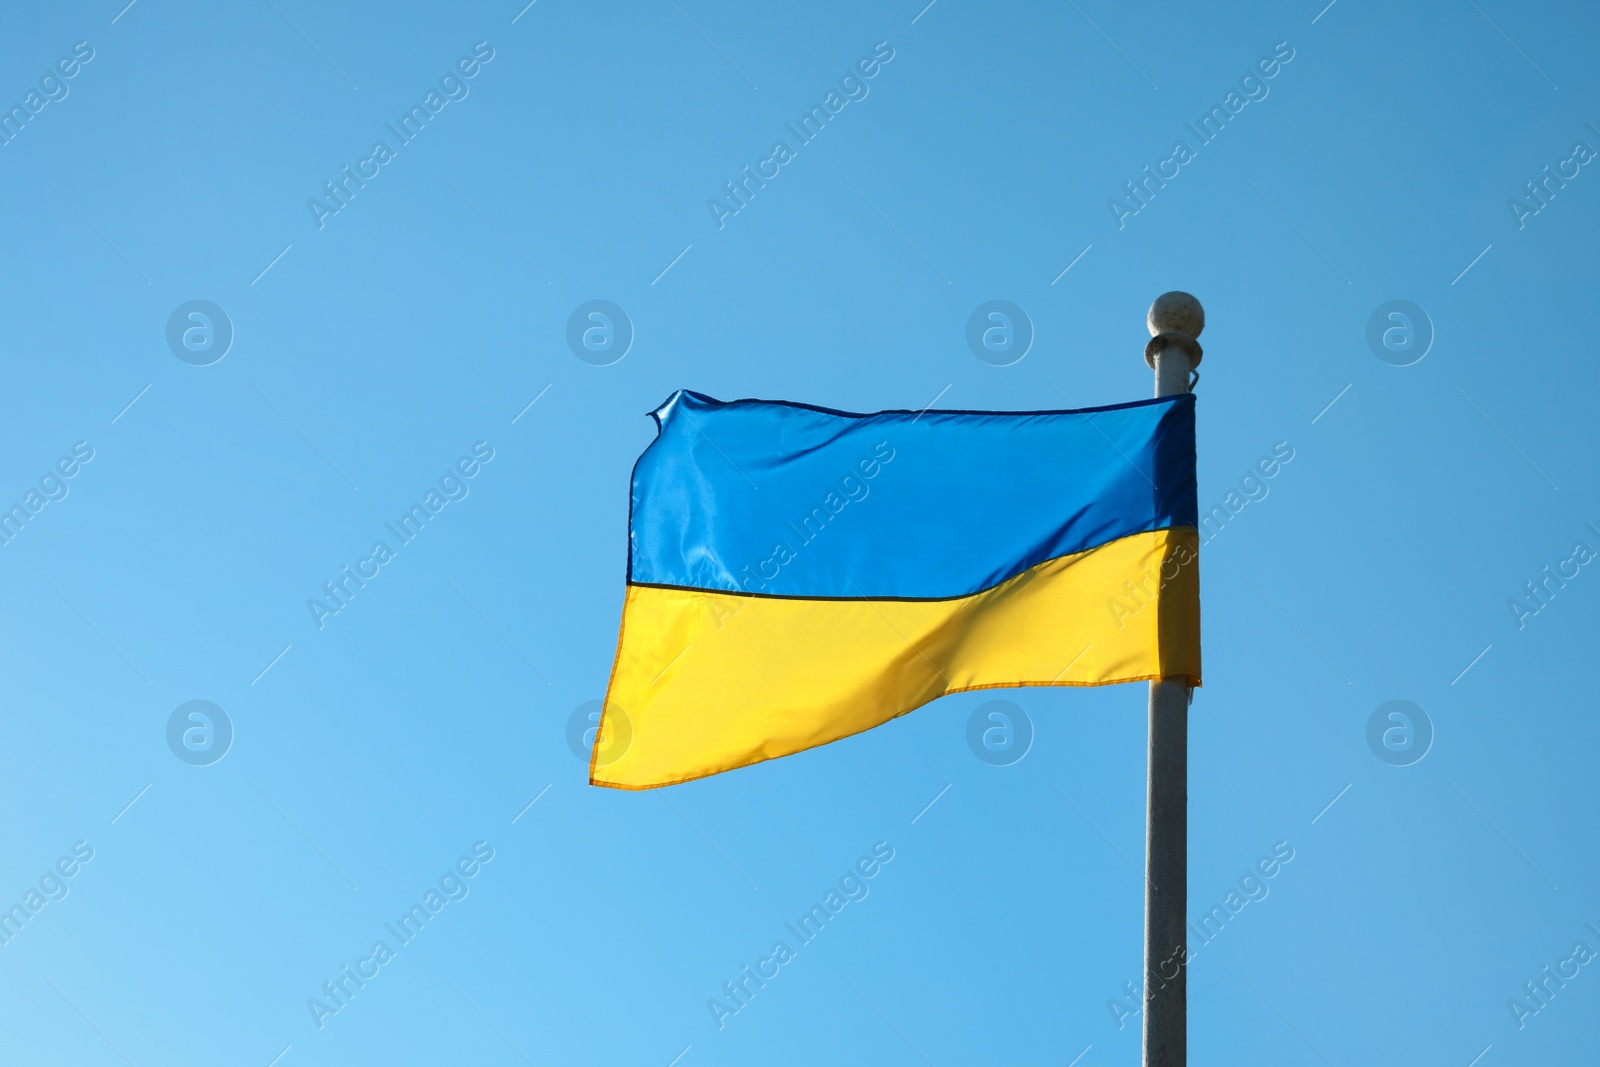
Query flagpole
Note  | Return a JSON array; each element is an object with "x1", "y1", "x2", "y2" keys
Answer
[{"x1": 1142, "y1": 291, "x2": 1202, "y2": 1067}]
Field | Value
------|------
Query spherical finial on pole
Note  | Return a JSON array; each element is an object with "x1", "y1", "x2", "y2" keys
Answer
[
  {"x1": 1148, "y1": 291, "x2": 1204, "y2": 339},
  {"x1": 1144, "y1": 291, "x2": 1204, "y2": 375}
]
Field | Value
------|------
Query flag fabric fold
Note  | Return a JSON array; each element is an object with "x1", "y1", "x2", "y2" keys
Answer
[{"x1": 592, "y1": 390, "x2": 1200, "y2": 789}]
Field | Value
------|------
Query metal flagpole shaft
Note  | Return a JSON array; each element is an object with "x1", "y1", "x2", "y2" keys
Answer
[{"x1": 1142, "y1": 292, "x2": 1203, "y2": 1067}]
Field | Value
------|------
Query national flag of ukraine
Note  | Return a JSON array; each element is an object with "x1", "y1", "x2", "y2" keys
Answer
[{"x1": 591, "y1": 390, "x2": 1201, "y2": 789}]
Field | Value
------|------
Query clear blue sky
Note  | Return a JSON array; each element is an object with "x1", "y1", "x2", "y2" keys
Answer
[{"x1": 2, "y1": 1, "x2": 1596, "y2": 1064}]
